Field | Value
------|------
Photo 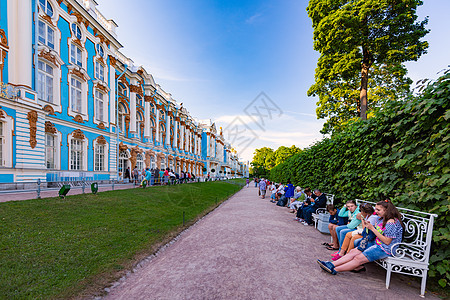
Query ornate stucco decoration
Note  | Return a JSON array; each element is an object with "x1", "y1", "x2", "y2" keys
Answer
[
  {"x1": 129, "y1": 84, "x2": 143, "y2": 96},
  {"x1": 0, "y1": 110, "x2": 4, "y2": 119},
  {"x1": 119, "y1": 142, "x2": 128, "y2": 152},
  {"x1": 96, "y1": 135, "x2": 107, "y2": 145},
  {"x1": 41, "y1": 14, "x2": 55, "y2": 26},
  {"x1": 129, "y1": 146, "x2": 143, "y2": 169},
  {"x1": 43, "y1": 105, "x2": 56, "y2": 115},
  {"x1": 70, "y1": 68, "x2": 87, "y2": 81},
  {"x1": 39, "y1": 50, "x2": 56, "y2": 65},
  {"x1": 109, "y1": 55, "x2": 117, "y2": 66},
  {"x1": 72, "y1": 129, "x2": 85, "y2": 140},
  {"x1": 27, "y1": 111, "x2": 38, "y2": 149},
  {"x1": 95, "y1": 83, "x2": 108, "y2": 94},
  {"x1": 45, "y1": 121, "x2": 57, "y2": 134},
  {"x1": 72, "y1": 114, "x2": 84, "y2": 123},
  {"x1": 144, "y1": 95, "x2": 154, "y2": 103},
  {"x1": 0, "y1": 29, "x2": 9, "y2": 49},
  {"x1": 117, "y1": 75, "x2": 129, "y2": 87},
  {"x1": 72, "y1": 37, "x2": 84, "y2": 48},
  {"x1": 140, "y1": 123, "x2": 145, "y2": 140},
  {"x1": 97, "y1": 122, "x2": 106, "y2": 130}
]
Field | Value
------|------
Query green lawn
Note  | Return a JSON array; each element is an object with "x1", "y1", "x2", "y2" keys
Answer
[{"x1": 0, "y1": 181, "x2": 242, "y2": 299}]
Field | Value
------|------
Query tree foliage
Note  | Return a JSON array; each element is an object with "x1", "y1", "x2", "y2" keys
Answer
[
  {"x1": 270, "y1": 69, "x2": 450, "y2": 287},
  {"x1": 307, "y1": 0, "x2": 429, "y2": 133},
  {"x1": 250, "y1": 145, "x2": 302, "y2": 177}
]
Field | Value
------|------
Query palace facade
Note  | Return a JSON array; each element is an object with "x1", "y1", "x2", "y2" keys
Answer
[{"x1": 0, "y1": 0, "x2": 249, "y2": 182}]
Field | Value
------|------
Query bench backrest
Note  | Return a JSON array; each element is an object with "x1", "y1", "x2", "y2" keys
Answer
[
  {"x1": 325, "y1": 194, "x2": 334, "y2": 205},
  {"x1": 356, "y1": 199, "x2": 437, "y2": 264}
]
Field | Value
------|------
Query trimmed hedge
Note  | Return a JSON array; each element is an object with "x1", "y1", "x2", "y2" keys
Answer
[{"x1": 270, "y1": 70, "x2": 450, "y2": 287}]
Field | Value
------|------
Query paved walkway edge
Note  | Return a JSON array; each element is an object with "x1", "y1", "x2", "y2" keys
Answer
[{"x1": 100, "y1": 187, "x2": 243, "y2": 298}]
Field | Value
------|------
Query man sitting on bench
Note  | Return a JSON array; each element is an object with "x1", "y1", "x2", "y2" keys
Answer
[{"x1": 302, "y1": 189, "x2": 327, "y2": 226}]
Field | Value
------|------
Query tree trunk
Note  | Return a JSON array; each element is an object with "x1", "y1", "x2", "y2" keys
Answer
[{"x1": 359, "y1": 47, "x2": 372, "y2": 120}]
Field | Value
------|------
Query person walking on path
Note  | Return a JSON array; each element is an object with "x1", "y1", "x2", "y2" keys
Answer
[
  {"x1": 246, "y1": 178, "x2": 250, "y2": 187},
  {"x1": 259, "y1": 178, "x2": 267, "y2": 199}
]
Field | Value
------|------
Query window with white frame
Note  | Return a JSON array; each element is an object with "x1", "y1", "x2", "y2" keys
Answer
[
  {"x1": 118, "y1": 84, "x2": 126, "y2": 96},
  {"x1": 150, "y1": 155, "x2": 156, "y2": 169},
  {"x1": 70, "y1": 77, "x2": 82, "y2": 113},
  {"x1": 39, "y1": 0, "x2": 53, "y2": 16},
  {"x1": 136, "y1": 113, "x2": 142, "y2": 137},
  {"x1": 71, "y1": 23, "x2": 82, "y2": 40},
  {"x1": 45, "y1": 133, "x2": 56, "y2": 169},
  {"x1": 96, "y1": 44, "x2": 104, "y2": 57},
  {"x1": 70, "y1": 139, "x2": 83, "y2": 170},
  {"x1": 95, "y1": 90, "x2": 104, "y2": 121},
  {"x1": 118, "y1": 104, "x2": 125, "y2": 133},
  {"x1": 70, "y1": 44, "x2": 82, "y2": 67},
  {"x1": 0, "y1": 122, "x2": 3, "y2": 167},
  {"x1": 38, "y1": 20, "x2": 54, "y2": 49},
  {"x1": 95, "y1": 61, "x2": 104, "y2": 81},
  {"x1": 136, "y1": 153, "x2": 144, "y2": 171},
  {"x1": 94, "y1": 144, "x2": 105, "y2": 171},
  {"x1": 118, "y1": 151, "x2": 128, "y2": 175},
  {"x1": 37, "y1": 60, "x2": 53, "y2": 103}
]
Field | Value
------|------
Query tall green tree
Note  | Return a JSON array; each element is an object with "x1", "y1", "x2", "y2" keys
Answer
[
  {"x1": 250, "y1": 147, "x2": 274, "y2": 177},
  {"x1": 307, "y1": 0, "x2": 429, "y2": 133}
]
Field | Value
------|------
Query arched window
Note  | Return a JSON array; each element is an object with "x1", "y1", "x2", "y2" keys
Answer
[
  {"x1": 96, "y1": 44, "x2": 104, "y2": 57},
  {"x1": 118, "y1": 83, "x2": 126, "y2": 96},
  {"x1": 150, "y1": 155, "x2": 156, "y2": 170},
  {"x1": 39, "y1": 0, "x2": 53, "y2": 17},
  {"x1": 118, "y1": 151, "x2": 128, "y2": 175},
  {"x1": 71, "y1": 23, "x2": 82, "y2": 40},
  {"x1": 136, "y1": 153, "x2": 144, "y2": 171},
  {"x1": 136, "y1": 112, "x2": 143, "y2": 138}
]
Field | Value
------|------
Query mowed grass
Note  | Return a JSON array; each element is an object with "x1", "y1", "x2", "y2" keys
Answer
[{"x1": 0, "y1": 180, "x2": 243, "y2": 299}]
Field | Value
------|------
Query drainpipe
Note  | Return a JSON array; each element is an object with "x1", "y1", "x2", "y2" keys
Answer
[{"x1": 116, "y1": 64, "x2": 128, "y2": 180}]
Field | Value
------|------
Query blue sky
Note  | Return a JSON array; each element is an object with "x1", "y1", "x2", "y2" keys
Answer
[{"x1": 97, "y1": 0, "x2": 450, "y2": 162}]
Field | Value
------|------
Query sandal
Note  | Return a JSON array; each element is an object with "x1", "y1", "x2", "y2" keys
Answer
[
  {"x1": 325, "y1": 246, "x2": 339, "y2": 251},
  {"x1": 350, "y1": 266, "x2": 366, "y2": 273},
  {"x1": 322, "y1": 242, "x2": 332, "y2": 247}
]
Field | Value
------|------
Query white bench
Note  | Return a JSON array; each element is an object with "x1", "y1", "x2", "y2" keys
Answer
[
  {"x1": 356, "y1": 199, "x2": 437, "y2": 297},
  {"x1": 312, "y1": 193, "x2": 334, "y2": 228}
]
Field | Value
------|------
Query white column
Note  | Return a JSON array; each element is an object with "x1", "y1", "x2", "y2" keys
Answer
[
  {"x1": 206, "y1": 134, "x2": 210, "y2": 157},
  {"x1": 8, "y1": 0, "x2": 33, "y2": 87},
  {"x1": 180, "y1": 124, "x2": 185, "y2": 151},
  {"x1": 186, "y1": 128, "x2": 190, "y2": 154},
  {"x1": 165, "y1": 114, "x2": 171, "y2": 147},
  {"x1": 144, "y1": 99, "x2": 150, "y2": 139},
  {"x1": 173, "y1": 119, "x2": 178, "y2": 149},
  {"x1": 109, "y1": 65, "x2": 116, "y2": 125},
  {"x1": 155, "y1": 106, "x2": 160, "y2": 144},
  {"x1": 130, "y1": 91, "x2": 137, "y2": 134}
]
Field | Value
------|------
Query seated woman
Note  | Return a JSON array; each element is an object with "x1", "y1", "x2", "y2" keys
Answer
[
  {"x1": 288, "y1": 186, "x2": 305, "y2": 212},
  {"x1": 318, "y1": 199, "x2": 404, "y2": 274},
  {"x1": 331, "y1": 203, "x2": 377, "y2": 260},
  {"x1": 326, "y1": 200, "x2": 359, "y2": 250}
]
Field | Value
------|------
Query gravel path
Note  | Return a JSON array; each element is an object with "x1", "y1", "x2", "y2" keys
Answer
[{"x1": 104, "y1": 186, "x2": 435, "y2": 300}]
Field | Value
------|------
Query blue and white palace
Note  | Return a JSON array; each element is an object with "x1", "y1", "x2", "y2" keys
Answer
[{"x1": 0, "y1": 0, "x2": 249, "y2": 183}]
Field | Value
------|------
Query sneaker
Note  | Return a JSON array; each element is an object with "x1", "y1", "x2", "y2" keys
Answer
[
  {"x1": 317, "y1": 260, "x2": 337, "y2": 275},
  {"x1": 302, "y1": 221, "x2": 310, "y2": 226},
  {"x1": 331, "y1": 251, "x2": 340, "y2": 257},
  {"x1": 332, "y1": 254, "x2": 342, "y2": 261},
  {"x1": 293, "y1": 217, "x2": 299, "y2": 221}
]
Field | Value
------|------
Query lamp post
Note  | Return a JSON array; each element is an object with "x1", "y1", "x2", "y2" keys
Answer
[{"x1": 116, "y1": 64, "x2": 128, "y2": 180}]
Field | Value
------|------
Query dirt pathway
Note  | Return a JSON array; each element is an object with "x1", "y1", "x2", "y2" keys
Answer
[{"x1": 104, "y1": 186, "x2": 434, "y2": 300}]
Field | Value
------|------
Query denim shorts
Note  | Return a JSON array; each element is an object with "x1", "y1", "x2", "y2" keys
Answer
[
  {"x1": 271, "y1": 193, "x2": 276, "y2": 199},
  {"x1": 362, "y1": 244, "x2": 389, "y2": 262}
]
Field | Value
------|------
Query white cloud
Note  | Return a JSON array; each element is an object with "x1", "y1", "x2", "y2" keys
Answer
[{"x1": 246, "y1": 12, "x2": 262, "y2": 24}]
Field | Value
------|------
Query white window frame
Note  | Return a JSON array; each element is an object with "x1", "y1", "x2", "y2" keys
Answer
[
  {"x1": 39, "y1": 0, "x2": 54, "y2": 17},
  {"x1": 71, "y1": 23, "x2": 82, "y2": 40},
  {"x1": 67, "y1": 134, "x2": 88, "y2": 171},
  {"x1": 94, "y1": 138, "x2": 109, "y2": 172},
  {"x1": 70, "y1": 139, "x2": 83, "y2": 170},
  {"x1": 37, "y1": 60, "x2": 54, "y2": 103},
  {"x1": 95, "y1": 61, "x2": 105, "y2": 81},
  {"x1": 136, "y1": 153, "x2": 144, "y2": 171},
  {"x1": 95, "y1": 90, "x2": 105, "y2": 122},
  {"x1": 96, "y1": 44, "x2": 104, "y2": 58},
  {"x1": 70, "y1": 44, "x2": 83, "y2": 67},
  {"x1": 45, "y1": 133, "x2": 56, "y2": 169},
  {"x1": 70, "y1": 76, "x2": 83, "y2": 113},
  {"x1": 38, "y1": 20, "x2": 55, "y2": 50},
  {"x1": 0, "y1": 111, "x2": 13, "y2": 168}
]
